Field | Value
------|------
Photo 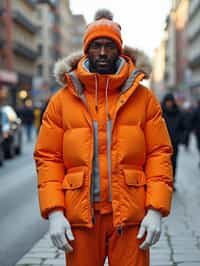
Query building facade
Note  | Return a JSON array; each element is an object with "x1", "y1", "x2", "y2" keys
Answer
[
  {"x1": 0, "y1": 0, "x2": 39, "y2": 107},
  {"x1": 161, "y1": 0, "x2": 191, "y2": 102},
  {"x1": 164, "y1": 8, "x2": 177, "y2": 92},
  {"x1": 34, "y1": 0, "x2": 86, "y2": 103},
  {"x1": 151, "y1": 40, "x2": 167, "y2": 100},
  {"x1": 0, "y1": 0, "x2": 86, "y2": 107},
  {"x1": 187, "y1": 0, "x2": 200, "y2": 99}
]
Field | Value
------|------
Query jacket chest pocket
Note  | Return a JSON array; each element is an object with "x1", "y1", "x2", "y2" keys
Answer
[
  {"x1": 62, "y1": 170, "x2": 89, "y2": 225},
  {"x1": 117, "y1": 124, "x2": 146, "y2": 165},
  {"x1": 63, "y1": 127, "x2": 91, "y2": 168}
]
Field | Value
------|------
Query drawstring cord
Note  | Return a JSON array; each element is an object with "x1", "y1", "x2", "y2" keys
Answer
[
  {"x1": 94, "y1": 75, "x2": 110, "y2": 119},
  {"x1": 95, "y1": 75, "x2": 98, "y2": 112},
  {"x1": 105, "y1": 78, "x2": 110, "y2": 120}
]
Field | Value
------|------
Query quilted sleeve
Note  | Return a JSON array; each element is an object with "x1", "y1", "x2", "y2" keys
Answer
[
  {"x1": 144, "y1": 90, "x2": 173, "y2": 217},
  {"x1": 34, "y1": 93, "x2": 65, "y2": 219}
]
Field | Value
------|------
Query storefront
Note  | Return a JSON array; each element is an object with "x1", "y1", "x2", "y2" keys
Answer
[
  {"x1": 190, "y1": 81, "x2": 200, "y2": 103},
  {"x1": 16, "y1": 72, "x2": 33, "y2": 108},
  {"x1": 0, "y1": 69, "x2": 18, "y2": 106}
]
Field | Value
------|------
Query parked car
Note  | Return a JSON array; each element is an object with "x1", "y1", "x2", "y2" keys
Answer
[
  {"x1": 2, "y1": 105, "x2": 23, "y2": 158},
  {"x1": 0, "y1": 109, "x2": 4, "y2": 166}
]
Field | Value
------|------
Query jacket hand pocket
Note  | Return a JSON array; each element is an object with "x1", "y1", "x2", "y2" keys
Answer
[
  {"x1": 120, "y1": 168, "x2": 146, "y2": 225},
  {"x1": 62, "y1": 170, "x2": 89, "y2": 226},
  {"x1": 62, "y1": 171, "x2": 84, "y2": 190},
  {"x1": 123, "y1": 169, "x2": 146, "y2": 187}
]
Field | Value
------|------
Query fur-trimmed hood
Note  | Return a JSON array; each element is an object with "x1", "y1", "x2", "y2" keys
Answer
[{"x1": 54, "y1": 46, "x2": 152, "y2": 86}]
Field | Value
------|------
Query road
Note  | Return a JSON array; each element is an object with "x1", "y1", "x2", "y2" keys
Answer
[{"x1": 0, "y1": 137, "x2": 48, "y2": 266}]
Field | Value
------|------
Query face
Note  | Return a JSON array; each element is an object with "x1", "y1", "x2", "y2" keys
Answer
[
  {"x1": 87, "y1": 38, "x2": 120, "y2": 74},
  {"x1": 165, "y1": 100, "x2": 174, "y2": 109}
]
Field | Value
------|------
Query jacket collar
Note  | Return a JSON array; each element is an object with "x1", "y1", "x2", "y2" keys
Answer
[
  {"x1": 74, "y1": 55, "x2": 132, "y2": 95},
  {"x1": 54, "y1": 45, "x2": 152, "y2": 87}
]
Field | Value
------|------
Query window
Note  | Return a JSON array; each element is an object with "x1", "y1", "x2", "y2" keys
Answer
[
  {"x1": 37, "y1": 64, "x2": 43, "y2": 76},
  {"x1": 38, "y1": 44, "x2": 43, "y2": 56}
]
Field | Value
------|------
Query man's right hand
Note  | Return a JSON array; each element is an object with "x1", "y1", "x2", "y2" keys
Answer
[{"x1": 48, "y1": 210, "x2": 74, "y2": 253}]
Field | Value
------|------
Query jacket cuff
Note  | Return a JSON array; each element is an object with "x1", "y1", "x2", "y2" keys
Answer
[
  {"x1": 38, "y1": 182, "x2": 65, "y2": 219},
  {"x1": 146, "y1": 182, "x2": 173, "y2": 217}
]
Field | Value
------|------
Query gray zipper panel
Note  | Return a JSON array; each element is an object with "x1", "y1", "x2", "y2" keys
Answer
[
  {"x1": 120, "y1": 69, "x2": 141, "y2": 94},
  {"x1": 68, "y1": 71, "x2": 84, "y2": 95},
  {"x1": 92, "y1": 121, "x2": 100, "y2": 202},
  {"x1": 107, "y1": 118, "x2": 113, "y2": 202}
]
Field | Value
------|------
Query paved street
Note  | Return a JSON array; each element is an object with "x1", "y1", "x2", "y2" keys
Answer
[
  {"x1": 13, "y1": 135, "x2": 200, "y2": 266},
  {"x1": 0, "y1": 133, "x2": 48, "y2": 266}
]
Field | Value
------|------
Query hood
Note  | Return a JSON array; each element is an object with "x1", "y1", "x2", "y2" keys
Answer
[
  {"x1": 54, "y1": 46, "x2": 152, "y2": 86},
  {"x1": 162, "y1": 93, "x2": 175, "y2": 103},
  {"x1": 161, "y1": 93, "x2": 179, "y2": 115}
]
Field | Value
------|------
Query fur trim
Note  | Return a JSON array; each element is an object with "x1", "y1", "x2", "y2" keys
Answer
[
  {"x1": 123, "y1": 46, "x2": 152, "y2": 79},
  {"x1": 54, "y1": 51, "x2": 83, "y2": 85},
  {"x1": 54, "y1": 47, "x2": 152, "y2": 86}
]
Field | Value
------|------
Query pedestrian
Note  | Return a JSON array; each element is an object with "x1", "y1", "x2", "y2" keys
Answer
[
  {"x1": 39, "y1": 96, "x2": 50, "y2": 129},
  {"x1": 161, "y1": 93, "x2": 185, "y2": 186},
  {"x1": 20, "y1": 100, "x2": 35, "y2": 142},
  {"x1": 181, "y1": 100, "x2": 193, "y2": 151},
  {"x1": 191, "y1": 99, "x2": 200, "y2": 167},
  {"x1": 33, "y1": 104, "x2": 42, "y2": 134},
  {"x1": 34, "y1": 9, "x2": 173, "y2": 266}
]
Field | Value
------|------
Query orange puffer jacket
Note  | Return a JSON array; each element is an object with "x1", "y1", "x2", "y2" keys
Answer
[{"x1": 34, "y1": 46, "x2": 173, "y2": 229}]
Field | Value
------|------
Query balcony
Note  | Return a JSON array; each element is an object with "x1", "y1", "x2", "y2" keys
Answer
[
  {"x1": 36, "y1": 0, "x2": 58, "y2": 8},
  {"x1": 0, "y1": 38, "x2": 4, "y2": 48},
  {"x1": 26, "y1": 0, "x2": 37, "y2": 8},
  {"x1": 12, "y1": 10, "x2": 39, "y2": 33},
  {"x1": 188, "y1": 27, "x2": 200, "y2": 43},
  {"x1": 189, "y1": 54, "x2": 200, "y2": 69},
  {"x1": 18, "y1": 72, "x2": 33, "y2": 85},
  {"x1": 0, "y1": 28, "x2": 5, "y2": 48},
  {"x1": 189, "y1": 2, "x2": 200, "y2": 21},
  {"x1": 13, "y1": 41, "x2": 38, "y2": 60}
]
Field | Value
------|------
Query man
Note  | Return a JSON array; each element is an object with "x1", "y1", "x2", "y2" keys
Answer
[
  {"x1": 161, "y1": 93, "x2": 185, "y2": 185},
  {"x1": 34, "y1": 9, "x2": 173, "y2": 266},
  {"x1": 18, "y1": 100, "x2": 35, "y2": 142},
  {"x1": 191, "y1": 99, "x2": 200, "y2": 167}
]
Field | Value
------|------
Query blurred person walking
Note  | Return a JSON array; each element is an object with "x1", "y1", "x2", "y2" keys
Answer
[
  {"x1": 39, "y1": 97, "x2": 50, "y2": 128},
  {"x1": 181, "y1": 101, "x2": 193, "y2": 151},
  {"x1": 34, "y1": 9, "x2": 173, "y2": 266},
  {"x1": 19, "y1": 100, "x2": 35, "y2": 142},
  {"x1": 161, "y1": 93, "x2": 185, "y2": 186},
  {"x1": 33, "y1": 104, "x2": 42, "y2": 134},
  {"x1": 191, "y1": 99, "x2": 200, "y2": 167}
]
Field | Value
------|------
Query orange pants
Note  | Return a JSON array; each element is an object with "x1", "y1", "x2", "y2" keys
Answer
[{"x1": 66, "y1": 211, "x2": 149, "y2": 266}]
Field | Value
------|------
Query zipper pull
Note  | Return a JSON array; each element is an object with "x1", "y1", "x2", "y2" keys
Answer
[
  {"x1": 92, "y1": 215, "x2": 96, "y2": 224},
  {"x1": 91, "y1": 207, "x2": 96, "y2": 224},
  {"x1": 117, "y1": 225, "x2": 123, "y2": 236}
]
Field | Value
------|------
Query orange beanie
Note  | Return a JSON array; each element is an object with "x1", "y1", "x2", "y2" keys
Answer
[{"x1": 83, "y1": 9, "x2": 123, "y2": 54}]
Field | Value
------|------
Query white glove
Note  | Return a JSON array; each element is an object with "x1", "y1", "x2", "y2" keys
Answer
[
  {"x1": 137, "y1": 209, "x2": 162, "y2": 250},
  {"x1": 49, "y1": 210, "x2": 74, "y2": 253}
]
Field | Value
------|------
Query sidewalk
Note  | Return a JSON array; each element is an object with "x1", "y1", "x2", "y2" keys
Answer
[{"x1": 16, "y1": 136, "x2": 200, "y2": 266}]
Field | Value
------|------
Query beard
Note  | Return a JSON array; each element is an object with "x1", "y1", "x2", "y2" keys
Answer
[{"x1": 88, "y1": 55, "x2": 119, "y2": 74}]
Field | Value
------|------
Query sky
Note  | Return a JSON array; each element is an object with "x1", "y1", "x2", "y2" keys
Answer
[{"x1": 70, "y1": 0, "x2": 172, "y2": 59}]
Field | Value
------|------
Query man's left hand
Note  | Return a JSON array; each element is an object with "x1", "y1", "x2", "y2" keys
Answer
[{"x1": 137, "y1": 209, "x2": 162, "y2": 250}]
